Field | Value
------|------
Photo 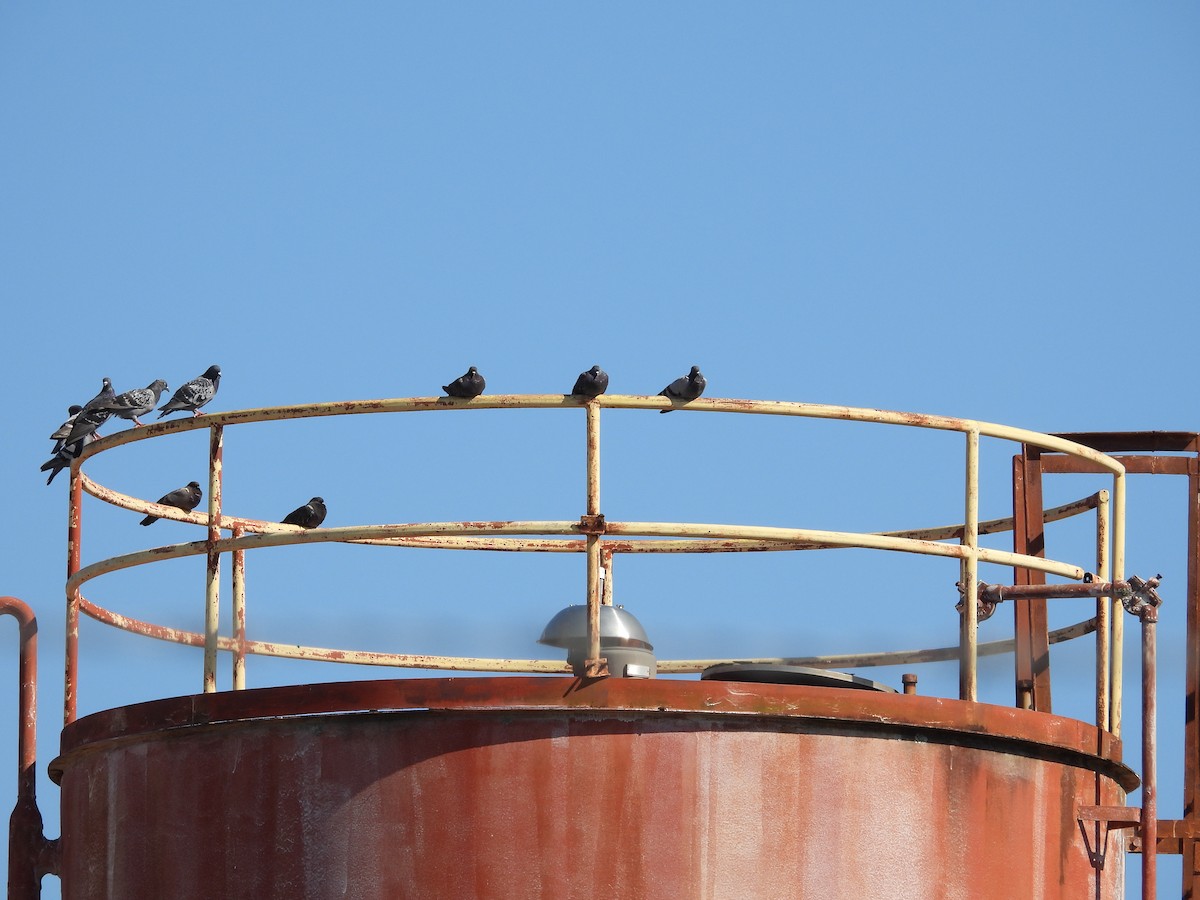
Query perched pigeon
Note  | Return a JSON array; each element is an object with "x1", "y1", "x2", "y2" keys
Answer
[
  {"x1": 442, "y1": 366, "x2": 485, "y2": 399},
  {"x1": 50, "y1": 405, "x2": 84, "y2": 444},
  {"x1": 140, "y1": 481, "x2": 203, "y2": 526},
  {"x1": 102, "y1": 379, "x2": 168, "y2": 426},
  {"x1": 658, "y1": 366, "x2": 706, "y2": 413},
  {"x1": 40, "y1": 433, "x2": 98, "y2": 485},
  {"x1": 158, "y1": 365, "x2": 221, "y2": 418},
  {"x1": 81, "y1": 378, "x2": 116, "y2": 412},
  {"x1": 571, "y1": 366, "x2": 609, "y2": 398},
  {"x1": 63, "y1": 405, "x2": 113, "y2": 445},
  {"x1": 282, "y1": 497, "x2": 326, "y2": 529}
]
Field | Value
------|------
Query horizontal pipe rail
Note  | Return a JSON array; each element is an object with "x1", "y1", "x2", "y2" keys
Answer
[
  {"x1": 76, "y1": 598, "x2": 1099, "y2": 675},
  {"x1": 76, "y1": 394, "x2": 1126, "y2": 476},
  {"x1": 65, "y1": 519, "x2": 1087, "y2": 598}
]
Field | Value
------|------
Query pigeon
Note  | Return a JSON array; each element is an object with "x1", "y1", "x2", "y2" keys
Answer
[
  {"x1": 571, "y1": 366, "x2": 609, "y2": 398},
  {"x1": 58, "y1": 378, "x2": 118, "y2": 443},
  {"x1": 81, "y1": 378, "x2": 116, "y2": 413},
  {"x1": 62, "y1": 405, "x2": 113, "y2": 446},
  {"x1": 140, "y1": 481, "x2": 203, "y2": 526},
  {"x1": 40, "y1": 433, "x2": 98, "y2": 485},
  {"x1": 50, "y1": 405, "x2": 84, "y2": 444},
  {"x1": 282, "y1": 497, "x2": 326, "y2": 529},
  {"x1": 102, "y1": 379, "x2": 168, "y2": 426},
  {"x1": 442, "y1": 366, "x2": 485, "y2": 399},
  {"x1": 158, "y1": 366, "x2": 221, "y2": 418},
  {"x1": 658, "y1": 366, "x2": 706, "y2": 413}
]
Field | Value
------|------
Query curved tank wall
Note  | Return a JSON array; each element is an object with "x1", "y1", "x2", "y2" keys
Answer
[{"x1": 49, "y1": 677, "x2": 1134, "y2": 900}]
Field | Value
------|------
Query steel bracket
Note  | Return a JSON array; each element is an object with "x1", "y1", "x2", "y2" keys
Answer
[
  {"x1": 1078, "y1": 805, "x2": 1142, "y2": 870},
  {"x1": 578, "y1": 514, "x2": 607, "y2": 535}
]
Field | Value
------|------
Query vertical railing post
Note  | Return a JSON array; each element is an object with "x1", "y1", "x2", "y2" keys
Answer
[
  {"x1": 1095, "y1": 490, "x2": 1110, "y2": 730},
  {"x1": 1142, "y1": 608, "x2": 1158, "y2": 900},
  {"x1": 601, "y1": 548, "x2": 614, "y2": 607},
  {"x1": 64, "y1": 463, "x2": 83, "y2": 725},
  {"x1": 4, "y1": 597, "x2": 55, "y2": 899},
  {"x1": 1111, "y1": 471, "x2": 1126, "y2": 738},
  {"x1": 583, "y1": 401, "x2": 606, "y2": 676},
  {"x1": 960, "y1": 428, "x2": 979, "y2": 702},
  {"x1": 232, "y1": 524, "x2": 247, "y2": 691},
  {"x1": 203, "y1": 424, "x2": 224, "y2": 693}
]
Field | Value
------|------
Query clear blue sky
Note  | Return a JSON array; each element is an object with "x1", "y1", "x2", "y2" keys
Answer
[{"x1": 2, "y1": 5, "x2": 1197, "y2": 896}]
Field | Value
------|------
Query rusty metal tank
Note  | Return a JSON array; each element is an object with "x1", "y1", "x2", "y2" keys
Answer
[{"x1": 49, "y1": 675, "x2": 1134, "y2": 899}]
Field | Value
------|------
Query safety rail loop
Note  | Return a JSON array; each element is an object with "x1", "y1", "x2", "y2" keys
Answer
[{"x1": 64, "y1": 395, "x2": 1127, "y2": 724}]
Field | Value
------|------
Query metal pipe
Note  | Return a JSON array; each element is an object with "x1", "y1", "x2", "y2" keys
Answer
[
  {"x1": 2, "y1": 597, "x2": 55, "y2": 898},
  {"x1": 601, "y1": 549, "x2": 614, "y2": 607},
  {"x1": 203, "y1": 424, "x2": 223, "y2": 693},
  {"x1": 80, "y1": 471, "x2": 1105, "y2": 548},
  {"x1": 960, "y1": 429, "x2": 979, "y2": 702},
  {"x1": 64, "y1": 464, "x2": 83, "y2": 725},
  {"x1": 73, "y1": 394, "x2": 1130, "y2": 475},
  {"x1": 976, "y1": 580, "x2": 1142, "y2": 603},
  {"x1": 1113, "y1": 471, "x2": 1127, "y2": 739},
  {"x1": 232, "y1": 524, "x2": 247, "y2": 691},
  {"x1": 74, "y1": 593, "x2": 1096, "y2": 674},
  {"x1": 1096, "y1": 490, "x2": 1110, "y2": 731},
  {"x1": 584, "y1": 401, "x2": 603, "y2": 674},
  {"x1": 1143, "y1": 610, "x2": 1158, "y2": 899}
]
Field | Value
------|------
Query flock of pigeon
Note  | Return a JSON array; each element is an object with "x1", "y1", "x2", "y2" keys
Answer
[{"x1": 42, "y1": 364, "x2": 707, "y2": 530}]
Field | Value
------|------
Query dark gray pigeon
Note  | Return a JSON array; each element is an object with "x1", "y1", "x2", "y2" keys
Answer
[
  {"x1": 60, "y1": 378, "x2": 117, "y2": 442},
  {"x1": 102, "y1": 379, "x2": 168, "y2": 426},
  {"x1": 282, "y1": 497, "x2": 326, "y2": 529},
  {"x1": 50, "y1": 405, "x2": 84, "y2": 444},
  {"x1": 63, "y1": 405, "x2": 113, "y2": 445},
  {"x1": 658, "y1": 366, "x2": 706, "y2": 413},
  {"x1": 158, "y1": 366, "x2": 221, "y2": 418},
  {"x1": 442, "y1": 366, "x2": 485, "y2": 399},
  {"x1": 40, "y1": 432, "x2": 98, "y2": 485},
  {"x1": 81, "y1": 378, "x2": 115, "y2": 412},
  {"x1": 571, "y1": 366, "x2": 609, "y2": 398},
  {"x1": 140, "y1": 481, "x2": 203, "y2": 526}
]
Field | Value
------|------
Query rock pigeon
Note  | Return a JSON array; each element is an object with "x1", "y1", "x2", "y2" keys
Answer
[
  {"x1": 282, "y1": 497, "x2": 326, "y2": 529},
  {"x1": 442, "y1": 366, "x2": 485, "y2": 399},
  {"x1": 102, "y1": 379, "x2": 168, "y2": 426},
  {"x1": 81, "y1": 378, "x2": 116, "y2": 413},
  {"x1": 62, "y1": 405, "x2": 113, "y2": 446},
  {"x1": 571, "y1": 366, "x2": 609, "y2": 398},
  {"x1": 658, "y1": 366, "x2": 706, "y2": 413},
  {"x1": 158, "y1": 366, "x2": 221, "y2": 418},
  {"x1": 140, "y1": 481, "x2": 203, "y2": 526},
  {"x1": 50, "y1": 405, "x2": 84, "y2": 444},
  {"x1": 40, "y1": 433, "x2": 98, "y2": 485},
  {"x1": 58, "y1": 378, "x2": 118, "y2": 443}
]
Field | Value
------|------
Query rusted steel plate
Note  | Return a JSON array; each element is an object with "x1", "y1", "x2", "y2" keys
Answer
[
  {"x1": 52, "y1": 677, "x2": 1131, "y2": 899},
  {"x1": 53, "y1": 677, "x2": 1133, "y2": 782}
]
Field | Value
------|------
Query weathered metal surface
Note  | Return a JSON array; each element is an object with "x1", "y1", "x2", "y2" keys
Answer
[
  {"x1": 2, "y1": 597, "x2": 57, "y2": 897},
  {"x1": 1013, "y1": 448, "x2": 1052, "y2": 712},
  {"x1": 203, "y1": 423, "x2": 223, "y2": 692},
  {"x1": 1188, "y1": 465, "x2": 1200, "y2": 896},
  {"x1": 50, "y1": 677, "x2": 1133, "y2": 900},
  {"x1": 960, "y1": 428, "x2": 980, "y2": 701},
  {"x1": 1040, "y1": 431, "x2": 1200, "y2": 900}
]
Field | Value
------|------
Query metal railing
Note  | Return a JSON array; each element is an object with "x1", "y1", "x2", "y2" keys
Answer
[{"x1": 63, "y1": 394, "x2": 1128, "y2": 728}]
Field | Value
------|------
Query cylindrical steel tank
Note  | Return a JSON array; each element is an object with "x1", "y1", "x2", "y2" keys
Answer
[{"x1": 50, "y1": 676, "x2": 1134, "y2": 899}]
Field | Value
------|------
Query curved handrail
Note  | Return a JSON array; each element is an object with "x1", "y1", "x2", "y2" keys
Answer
[{"x1": 64, "y1": 395, "x2": 1126, "y2": 724}]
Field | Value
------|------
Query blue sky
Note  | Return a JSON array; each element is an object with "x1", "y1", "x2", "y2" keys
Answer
[{"x1": 2, "y1": 5, "x2": 1198, "y2": 896}]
